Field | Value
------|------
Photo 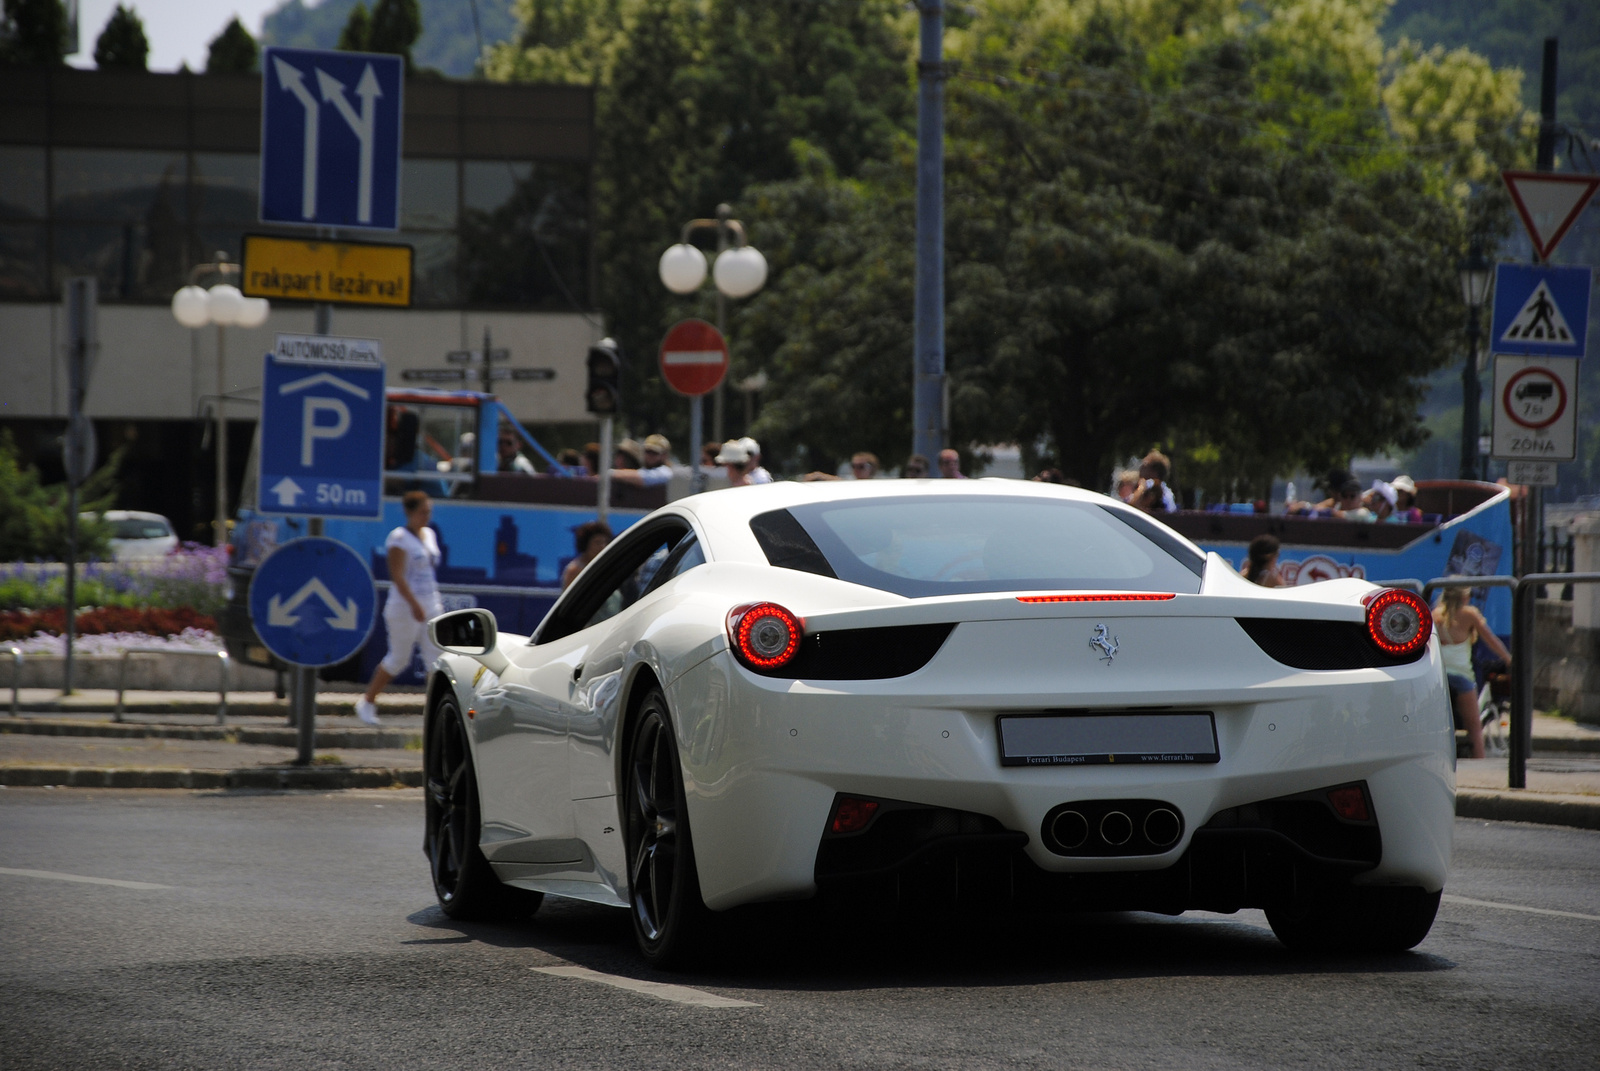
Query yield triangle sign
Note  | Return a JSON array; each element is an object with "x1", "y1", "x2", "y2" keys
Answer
[
  {"x1": 1499, "y1": 280, "x2": 1576, "y2": 345},
  {"x1": 1501, "y1": 170, "x2": 1600, "y2": 261}
]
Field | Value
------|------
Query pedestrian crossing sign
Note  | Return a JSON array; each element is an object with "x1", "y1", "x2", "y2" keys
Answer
[{"x1": 1490, "y1": 263, "x2": 1591, "y2": 358}]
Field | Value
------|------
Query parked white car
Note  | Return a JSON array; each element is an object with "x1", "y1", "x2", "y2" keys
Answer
[
  {"x1": 422, "y1": 480, "x2": 1453, "y2": 966},
  {"x1": 98, "y1": 510, "x2": 178, "y2": 560}
]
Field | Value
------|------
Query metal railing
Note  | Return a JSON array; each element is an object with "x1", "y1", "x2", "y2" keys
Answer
[
  {"x1": 115, "y1": 647, "x2": 230, "y2": 725},
  {"x1": 1511, "y1": 573, "x2": 1600, "y2": 789}
]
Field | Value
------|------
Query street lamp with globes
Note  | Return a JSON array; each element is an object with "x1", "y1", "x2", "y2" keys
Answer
[
  {"x1": 658, "y1": 203, "x2": 767, "y2": 455},
  {"x1": 172, "y1": 253, "x2": 270, "y2": 546},
  {"x1": 1457, "y1": 240, "x2": 1492, "y2": 481}
]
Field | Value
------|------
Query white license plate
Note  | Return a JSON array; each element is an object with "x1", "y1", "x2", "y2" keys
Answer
[{"x1": 997, "y1": 712, "x2": 1219, "y2": 766}]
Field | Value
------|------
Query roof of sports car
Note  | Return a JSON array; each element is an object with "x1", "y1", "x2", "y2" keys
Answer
[{"x1": 669, "y1": 478, "x2": 1207, "y2": 567}]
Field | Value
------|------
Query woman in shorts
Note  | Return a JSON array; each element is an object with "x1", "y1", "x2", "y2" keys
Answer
[
  {"x1": 1431, "y1": 585, "x2": 1511, "y2": 759},
  {"x1": 355, "y1": 491, "x2": 442, "y2": 725}
]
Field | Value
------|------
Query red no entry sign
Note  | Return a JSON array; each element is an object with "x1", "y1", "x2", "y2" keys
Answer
[{"x1": 658, "y1": 318, "x2": 728, "y2": 397}]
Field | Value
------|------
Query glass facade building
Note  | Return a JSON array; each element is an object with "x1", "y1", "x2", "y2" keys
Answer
[{"x1": 0, "y1": 66, "x2": 593, "y2": 310}]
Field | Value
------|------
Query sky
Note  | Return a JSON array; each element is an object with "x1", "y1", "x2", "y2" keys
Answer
[{"x1": 68, "y1": 0, "x2": 286, "y2": 71}]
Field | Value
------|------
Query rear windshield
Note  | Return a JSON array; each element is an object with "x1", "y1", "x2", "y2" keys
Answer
[
  {"x1": 751, "y1": 496, "x2": 1204, "y2": 598},
  {"x1": 112, "y1": 519, "x2": 171, "y2": 540}
]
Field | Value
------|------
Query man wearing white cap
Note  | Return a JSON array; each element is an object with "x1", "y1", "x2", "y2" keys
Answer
[
  {"x1": 738, "y1": 436, "x2": 773, "y2": 483},
  {"x1": 715, "y1": 440, "x2": 752, "y2": 487}
]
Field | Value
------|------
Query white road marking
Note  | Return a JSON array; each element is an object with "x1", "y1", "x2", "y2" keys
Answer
[
  {"x1": 0, "y1": 866, "x2": 174, "y2": 890},
  {"x1": 532, "y1": 965, "x2": 759, "y2": 1008},
  {"x1": 1444, "y1": 893, "x2": 1600, "y2": 923}
]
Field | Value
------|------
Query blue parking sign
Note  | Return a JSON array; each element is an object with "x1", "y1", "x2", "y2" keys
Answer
[
  {"x1": 259, "y1": 336, "x2": 386, "y2": 518},
  {"x1": 1490, "y1": 263, "x2": 1591, "y2": 358},
  {"x1": 261, "y1": 47, "x2": 403, "y2": 231},
  {"x1": 250, "y1": 537, "x2": 376, "y2": 667}
]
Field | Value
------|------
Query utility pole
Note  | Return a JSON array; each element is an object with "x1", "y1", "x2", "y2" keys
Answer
[
  {"x1": 1524, "y1": 37, "x2": 1558, "y2": 579},
  {"x1": 62, "y1": 277, "x2": 97, "y2": 696},
  {"x1": 912, "y1": 0, "x2": 947, "y2": 465}
]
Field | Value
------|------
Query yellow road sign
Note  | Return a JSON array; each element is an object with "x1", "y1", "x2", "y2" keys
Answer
[{"x1": 242, "y1": 234, "x2": 413, "y2": 308}]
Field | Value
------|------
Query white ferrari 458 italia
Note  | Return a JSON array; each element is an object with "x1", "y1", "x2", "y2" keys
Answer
[{"x1": 422, "y1": 480, "x2": 1453, "y2": 965}]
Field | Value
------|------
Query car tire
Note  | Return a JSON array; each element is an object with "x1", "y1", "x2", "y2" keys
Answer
[
  {"x1": 1266, "y1": 884, "x2": 1441, "y2": 954},
  {"x1": 425, "y1": 693, "x2": 544, "y2": 921},
  {"x1": 624, "y1": 688, "x2": 712, "y2": 968}
]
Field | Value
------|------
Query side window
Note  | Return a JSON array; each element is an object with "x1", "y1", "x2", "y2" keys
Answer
[
  {"x1": 536, "y1": 522, "x2": 687, "y2": 642},
  {"x1": 640, "y1": 532, "x2": 705, "y2": 599}
]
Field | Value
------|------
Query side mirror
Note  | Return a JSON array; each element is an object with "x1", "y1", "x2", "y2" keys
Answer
[{"x1": 429, "y1": 608, "x2": 508, "y2": 675}]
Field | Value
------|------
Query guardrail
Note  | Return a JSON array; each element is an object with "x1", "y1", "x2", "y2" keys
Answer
[
  {"x1": 115, "y1": 647, "x2": 230, "y2": 725},
  {"x1": 8, "y1": 646, "x2": 19, "y2": 717}
]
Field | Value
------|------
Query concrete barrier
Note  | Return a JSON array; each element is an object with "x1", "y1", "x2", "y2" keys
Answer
[{"x1": 7, "y1": 653, "x2": 279, "y2": 692}]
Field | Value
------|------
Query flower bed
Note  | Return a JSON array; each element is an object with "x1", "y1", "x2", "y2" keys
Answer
[
  {"x1": 0, "y1": 606, "x2": 217, "y2": 642},
  {"x1": 0, "y1": 544, "x2": 229, "y2": 648},
  {"x1": 8, "y1": 628, "x2": 223, "y2": 656}
]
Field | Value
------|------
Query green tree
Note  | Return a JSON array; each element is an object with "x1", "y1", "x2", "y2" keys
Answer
[
  {"x1": 206, "y1": 16, "x2": 259, "y2": 74},
  {"x1": 0, "y1": 0, "x2": 69, "y2": 65},
  {"x1": 739, "y1": 0, "x2": 1525, "y2": 490},
  {"x1": 93, "y1": 3, "x2": 148, "y2": 70},
  {"x1": 0, "y1": 432, "x2": 117, "y2": 561},
  {"x1": 368, "y1": 0, "x2": 422, "y2": 67},
  {"x1": 337, "y1": 1, "x2": 371, "y2": 51}
]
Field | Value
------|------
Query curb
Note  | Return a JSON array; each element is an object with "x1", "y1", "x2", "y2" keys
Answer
[
  {"x1": 1456, "y1": 789, "x2": 1600, "y2": 831},
  {"x1": 14, "y1": 700, "x2": 425, "y2": 718},
  {"x1": 0, "y1": 718, "x2": 420, "y2": 750},
  {"x1": 0, "y1": 764, "x2": 422, "y2": 791}
]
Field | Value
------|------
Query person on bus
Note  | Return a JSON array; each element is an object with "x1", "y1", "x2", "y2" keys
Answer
[{"x1": 355, "y1": 491, "x2": 442, "y2": 726}]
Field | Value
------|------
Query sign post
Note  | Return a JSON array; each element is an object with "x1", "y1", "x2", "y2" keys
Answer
[{"x1": 659, "y1": 319, "x2": 729, "y2": 495}]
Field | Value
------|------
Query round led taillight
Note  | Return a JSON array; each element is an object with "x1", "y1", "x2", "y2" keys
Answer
[
  {"x1": 729, "y1": 602, "x2": 802, "y2": 670},
  {"x1": 1364, "y1": 588, "x2": 1431, "y2": 658}
]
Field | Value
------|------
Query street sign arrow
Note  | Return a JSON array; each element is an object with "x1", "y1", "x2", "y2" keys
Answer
[
  {"x1": 270, "y1": 476, "x2": 304, "y2": 507},
  {"x1": 267, "y1": 576, "x2": 360, "y2": 630}
]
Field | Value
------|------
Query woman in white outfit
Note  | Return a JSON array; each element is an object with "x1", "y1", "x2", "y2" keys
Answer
[{"x1": 355, "y1": 491, "x2": 442, "y2": 724}]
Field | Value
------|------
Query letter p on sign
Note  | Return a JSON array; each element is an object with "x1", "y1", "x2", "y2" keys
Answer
[{"x1": 302, "y1": 396, "x2": 351, "y2": 465}]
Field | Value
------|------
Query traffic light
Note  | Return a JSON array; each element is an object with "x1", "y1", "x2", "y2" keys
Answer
[{"x1": 586, "y1": 338, "x2": 622, "y2": 415}]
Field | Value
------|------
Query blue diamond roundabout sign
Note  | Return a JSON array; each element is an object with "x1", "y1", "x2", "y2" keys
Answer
[{"x1": 249, "y1": 537, "x2": 377, "y2": 667}]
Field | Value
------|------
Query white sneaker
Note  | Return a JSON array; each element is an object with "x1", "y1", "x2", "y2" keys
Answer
[{"x1": 355, "y1": 698, "x2": 380, "y2": 725}]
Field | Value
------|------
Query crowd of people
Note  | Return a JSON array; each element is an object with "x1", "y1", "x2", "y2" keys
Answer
[{"x1": 1283, "y1": 470, "x2": 1424, "y2": 524}]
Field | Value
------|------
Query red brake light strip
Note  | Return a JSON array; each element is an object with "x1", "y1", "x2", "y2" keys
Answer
[{"x1": 1016, "y1": 593, "x2": 1176, "y2": 603}]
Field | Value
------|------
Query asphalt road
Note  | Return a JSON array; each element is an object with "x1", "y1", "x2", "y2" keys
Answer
[{"x1": 1, "y1": 789, "x2": 1596, "y2": 1070}]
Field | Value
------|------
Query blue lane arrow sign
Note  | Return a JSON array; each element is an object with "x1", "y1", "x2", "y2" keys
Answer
[
  {"x1": 249, "y1": 537, "x2": 376, "y2": 667},
  {"x1": 1490, "y1": 263, "x2": 1592, "y2": 358},
  {"x1": 261, "y1": 47, "x2": 403, "y2": 230},
  {"x1": 259, "y1": 335, "x2": 385, "y2": 519}
]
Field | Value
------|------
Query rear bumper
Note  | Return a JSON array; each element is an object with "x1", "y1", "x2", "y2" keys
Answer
[{"x1": 668, "y1": 647, "x2": 1455, "y2": 911}]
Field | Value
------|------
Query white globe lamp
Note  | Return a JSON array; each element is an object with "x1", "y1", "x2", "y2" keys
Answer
[
  {"x1": 713, "y1": 246, "x2": 767, "y2": 299},
  {"x1": 658, "y1": 243, "x2": 708, "y2": 294},
  {"x1": 206, "y1": 284, "x2": 246, "y2": 326},
  {"x1": 236, "y1": 296, "x2": 270, "y2": 329},
  {"x1": 171, "y1": 285, "x2": 210, "y2": 328}
]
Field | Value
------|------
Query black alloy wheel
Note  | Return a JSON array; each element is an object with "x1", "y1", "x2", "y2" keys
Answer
[
  {"x1": 624, "y1": 689, "x2": 710, "y2": 967},
  {"x1": 424, "y1": 694, "x2": 543, "y2": 920}
]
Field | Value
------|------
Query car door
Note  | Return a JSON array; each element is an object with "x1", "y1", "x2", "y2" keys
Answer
[{"x1": 478, "y1": 518, "x2": 692, "y2": 882}]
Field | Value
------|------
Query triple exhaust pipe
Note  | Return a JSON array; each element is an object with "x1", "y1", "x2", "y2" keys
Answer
[{"x1": 1042, "y1": 799, "x2": 1184, "y2": 857}]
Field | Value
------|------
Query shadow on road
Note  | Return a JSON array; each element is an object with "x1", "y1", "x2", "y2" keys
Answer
[{"x1": 403, "y1": 895, "x2": 1456, "y2": 991}]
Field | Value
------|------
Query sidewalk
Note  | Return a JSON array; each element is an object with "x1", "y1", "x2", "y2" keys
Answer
[
  {"x1": 0, "y1": 689, "x2": 425, "y2": 791},
  {"x1": 2, "y1": 696, "x2": 1598, "y2": 830}
]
